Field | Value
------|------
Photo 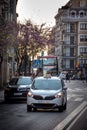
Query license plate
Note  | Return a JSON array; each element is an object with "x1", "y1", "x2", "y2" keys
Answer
[
  {"x1": 38, "y1": 100, "x2": 47, "y2": 103},
  {"x1": 14, "y1": 93, "x2": 22, "y2": 96}
]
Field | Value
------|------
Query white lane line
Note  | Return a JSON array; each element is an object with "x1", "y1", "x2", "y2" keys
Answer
[
  {"x1": 66, "y1": 106, "x2": 87, "y2": 130},
  {"x1": 53, "y1": 101, "x2": 87, "y2": 130},
  {"x1": 74, "y1": 98, "x2": 83, "y2": 101}
]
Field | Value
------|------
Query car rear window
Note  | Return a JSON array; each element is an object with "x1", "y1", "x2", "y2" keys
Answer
[
  {"x1": 9, "y1": 77, "x2": 32, "y2": 85},
  {"x1": 17, "y1": 78, "x2": 32, "y2": 85},
  {"x1": 32, "y1": 79, "x2": 62, "y2": 90},
  {"x1": 9, "y1": 78, "x2": 18, "y2": 85}
]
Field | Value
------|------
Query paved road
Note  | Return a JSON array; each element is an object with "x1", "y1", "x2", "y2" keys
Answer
[
  {"x1": 67, "y1": 107, "x2": 87, "y2": 130},
  {"x1": 0, "y1": 80, "x2": 87, "y2": 130},
  {"x1": 65, "y1": 80, "x2": 87, "y2": 130}
]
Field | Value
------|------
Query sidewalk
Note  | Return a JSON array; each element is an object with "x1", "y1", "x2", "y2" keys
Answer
[{"x1": 0, "y1": 89, "x2": 4, "y2": 103}]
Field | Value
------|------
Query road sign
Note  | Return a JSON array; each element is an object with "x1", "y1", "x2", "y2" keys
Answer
[{"x1": 32, "y1": 60, "x2": 42, "y2": 68}]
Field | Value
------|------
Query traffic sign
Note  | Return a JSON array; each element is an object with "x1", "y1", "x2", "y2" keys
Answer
[{"x1": 32, "y1": 60, "x2": 42, "y2": 68}]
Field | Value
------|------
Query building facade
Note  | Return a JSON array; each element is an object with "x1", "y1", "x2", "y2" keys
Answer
[
  {"x1": 55, "y1": 0, "x2": 87, "y2": 73},
  {"x1": 0, "y1": 0, "x2": 18, "y2": 88}
]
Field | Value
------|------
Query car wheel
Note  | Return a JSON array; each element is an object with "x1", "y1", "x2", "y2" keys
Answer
[
  {"x1": 4, "y1": 96, "x2": 9, "y2": 103},
  {"x1": 63, "y1": 102, "x2": 67, "y2": 110},
  {"x1": 27, "y1": 105, "x2": 32, "y2": 112}
]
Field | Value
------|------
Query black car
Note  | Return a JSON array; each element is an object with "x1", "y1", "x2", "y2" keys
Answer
[{"x1": 4, "y1": 76, "x2": 32, "y2": 102}]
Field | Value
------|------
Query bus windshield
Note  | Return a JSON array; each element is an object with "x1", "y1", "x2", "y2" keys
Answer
[
  {"x1": 42, "y1": 58, "x2": 57, "y2": 65},
  {"x1": 38, "y1": 56, "x2": 58, "y2": 76}
]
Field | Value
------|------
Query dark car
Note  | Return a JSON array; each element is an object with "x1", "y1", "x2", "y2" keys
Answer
[{"x1": 4, "y1": 76, "x2": 32, "y2": 102}]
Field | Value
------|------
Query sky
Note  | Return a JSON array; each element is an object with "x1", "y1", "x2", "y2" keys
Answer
[{"x1": 16, "y1": 0, "x2": 69, "y2": 26}]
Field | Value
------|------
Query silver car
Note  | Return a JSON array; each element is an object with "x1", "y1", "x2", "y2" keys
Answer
[{"x1": 27, "y1": 76, "x2": 67, "y2": 112}]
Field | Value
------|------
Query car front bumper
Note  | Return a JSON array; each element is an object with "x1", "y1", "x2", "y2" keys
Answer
[{"x1": 27, "y1": 96, "x2": 64, "y2": 109}]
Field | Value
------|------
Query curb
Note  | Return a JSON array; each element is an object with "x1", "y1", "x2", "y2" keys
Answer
[{"x1": 53, "y1": 101, "x2": 87, "y2": 130}]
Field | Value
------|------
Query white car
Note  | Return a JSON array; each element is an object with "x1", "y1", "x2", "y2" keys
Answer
[{"x1": 27, "y1": 75, "x2": 67, "y2": 112}]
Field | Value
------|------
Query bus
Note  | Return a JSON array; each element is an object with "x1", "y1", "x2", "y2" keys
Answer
[{"x1": 38, "y1": 55, "x2": 58, "y2": 76}]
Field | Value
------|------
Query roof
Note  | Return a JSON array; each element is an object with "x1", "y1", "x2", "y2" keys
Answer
[{"x1": 34, "y1": 76, "x2": 61, "y2": 80}]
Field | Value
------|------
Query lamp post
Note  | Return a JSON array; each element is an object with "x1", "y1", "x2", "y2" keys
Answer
[{"x1": 41, "y1": 51, "x2": 44, "y2": 76}]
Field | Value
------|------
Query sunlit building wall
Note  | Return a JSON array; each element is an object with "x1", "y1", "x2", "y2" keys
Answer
[{"x1": 55, "y1": 0, "x2": 87, "y2": 72}]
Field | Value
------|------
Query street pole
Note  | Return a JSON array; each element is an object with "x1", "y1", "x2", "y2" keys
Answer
[{"x1": 41, "y1": 51, "x2": 44, "y2": 76}]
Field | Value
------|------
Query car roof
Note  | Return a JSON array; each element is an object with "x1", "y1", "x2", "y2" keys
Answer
[{"x1": 35, "y1": 76, "x2": 61, "y2": 80}]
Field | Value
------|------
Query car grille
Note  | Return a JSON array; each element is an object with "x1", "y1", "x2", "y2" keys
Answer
[
  {"x1": 33, "y1": 95, "x2": 55, "y2": 100},
  {"x1": 45, "y1": 95, "x2": 55, "y2": 100},
  {"x1": 33, "y1": 103, "x2": 55, "y2": 109},
  {"x1": 33, "y1": 95, "x2": 43, "y2": 100}
]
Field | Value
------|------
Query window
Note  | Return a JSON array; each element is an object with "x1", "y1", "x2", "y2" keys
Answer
[
  {"x1": 70, "y1": 23, "x2": 75, "y2": 33},
  {"x1": 70, "y1": 11, "x2": 76, "y2": 17},
  {"x1": 80, "y1": 35, "x2": 87, "y2": 42},
  {"x1": 79, "y1": 11, "x2": 85, "y2": 17},
  {"x1": 80, "y1": 47, "x2": 87, "y2": 54},
  {"x1": 80, "y1": 23, "x2": 87, "y2": 30}
]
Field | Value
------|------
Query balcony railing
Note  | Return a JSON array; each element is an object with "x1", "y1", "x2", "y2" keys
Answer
[
  {"x1": 61, "y1": 15, "x2": 87, "y2": 22},
  {"x1": 62, "y1": 41, "x2": 76, "y2": 46},
  {"x1": 62, "y1": 53, "x2": 76, "y2": 58}
]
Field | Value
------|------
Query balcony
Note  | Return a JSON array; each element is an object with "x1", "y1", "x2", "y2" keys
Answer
[
  {"x1": 62, "y1": 53, "x2": 76, "y2": 58},
  {"x1": 61, "y1": 15, "x2": 87, "y2": 22},
  {"x1": 63, "y1": 29, "x2": 76, "y2": 34},
  {"x1": 62, "y1": 41, "x2": 76, "y2": 47}
]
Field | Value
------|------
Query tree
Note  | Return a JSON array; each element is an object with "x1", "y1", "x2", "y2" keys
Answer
[
  {"x1": 0, "y1": 19, "x2": 55, "y2": 75},
  {"x1": 16, "y1": 20, "x2": 54, "y2": 75}
]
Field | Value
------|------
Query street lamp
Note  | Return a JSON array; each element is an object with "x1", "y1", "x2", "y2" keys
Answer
[{"x1": 41, "y1": 51, "x2": 44, "y2": 76}]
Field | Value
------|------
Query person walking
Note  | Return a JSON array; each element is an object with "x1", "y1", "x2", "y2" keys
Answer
[
  {"x1": 80, "y1": 71, "x2": 85, "y2": 83},
  {"x1": 66, "y1": 72, "x2": 70, "y2": 82},
  {"x1": 85, "y1": 71, "x2": 87, "y2": 83}
]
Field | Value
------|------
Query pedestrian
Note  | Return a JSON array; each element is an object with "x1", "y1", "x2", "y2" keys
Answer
[
  {"x1": 80, "y1": 71, "x2": 85, "y2": 83},
  {"x1": 31, "y1": 73, "x2": 36, "y2": 80},
  {"x1": 85, "y1": 71, "x2": 87, "y2": 83},
  {"x1": 66, "y1": 72, "x2": 70, "y2": 82},
  {"x1": 36, "y1": 68, "x2": 43, "y2": 77}
]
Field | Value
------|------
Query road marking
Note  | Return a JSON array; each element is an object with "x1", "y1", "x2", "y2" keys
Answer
[
  {"x1": 66, "y1": 106, "x2": 87, "y2": 130},
  {"x1": 67, "y1": 96, "x2": 83, "y2": 102},
  {"x1": 53, "y1": 101, "x2": 87, "y2": 130},
  {"x1": 74, "y1": 98, "x2": 83, "y2": 101}
]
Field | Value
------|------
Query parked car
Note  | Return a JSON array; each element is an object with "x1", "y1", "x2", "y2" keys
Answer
[
  {"x1": 27, "y1": 75, "x2": 67, "y2": 112},
  {"x1": 4, "y1": 76, "x2": 32, "y2": 102}
]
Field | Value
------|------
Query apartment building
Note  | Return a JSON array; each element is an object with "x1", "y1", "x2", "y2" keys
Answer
[
  {"x1": 0, "y1": 0, "x2": 18, "y2": 87},
  {"x1": 55, "y1": 0, "x2": 87, "y2": 73}
]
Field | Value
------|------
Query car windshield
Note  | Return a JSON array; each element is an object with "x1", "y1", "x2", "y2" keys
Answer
[
  {"x1": 9, "y1": 77, "x2": 32, "y2": 85},
  {"x1": 32, "y1": 79, "x2": 62, "y2": 90}
]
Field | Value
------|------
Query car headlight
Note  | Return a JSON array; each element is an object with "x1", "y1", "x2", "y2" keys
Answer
[
  {"x1": 55, "y1": 92, "x2": 62, "y2": 98},
  {"x1": 27, "y1": 91, "x2": 33, "y2": 97}
]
